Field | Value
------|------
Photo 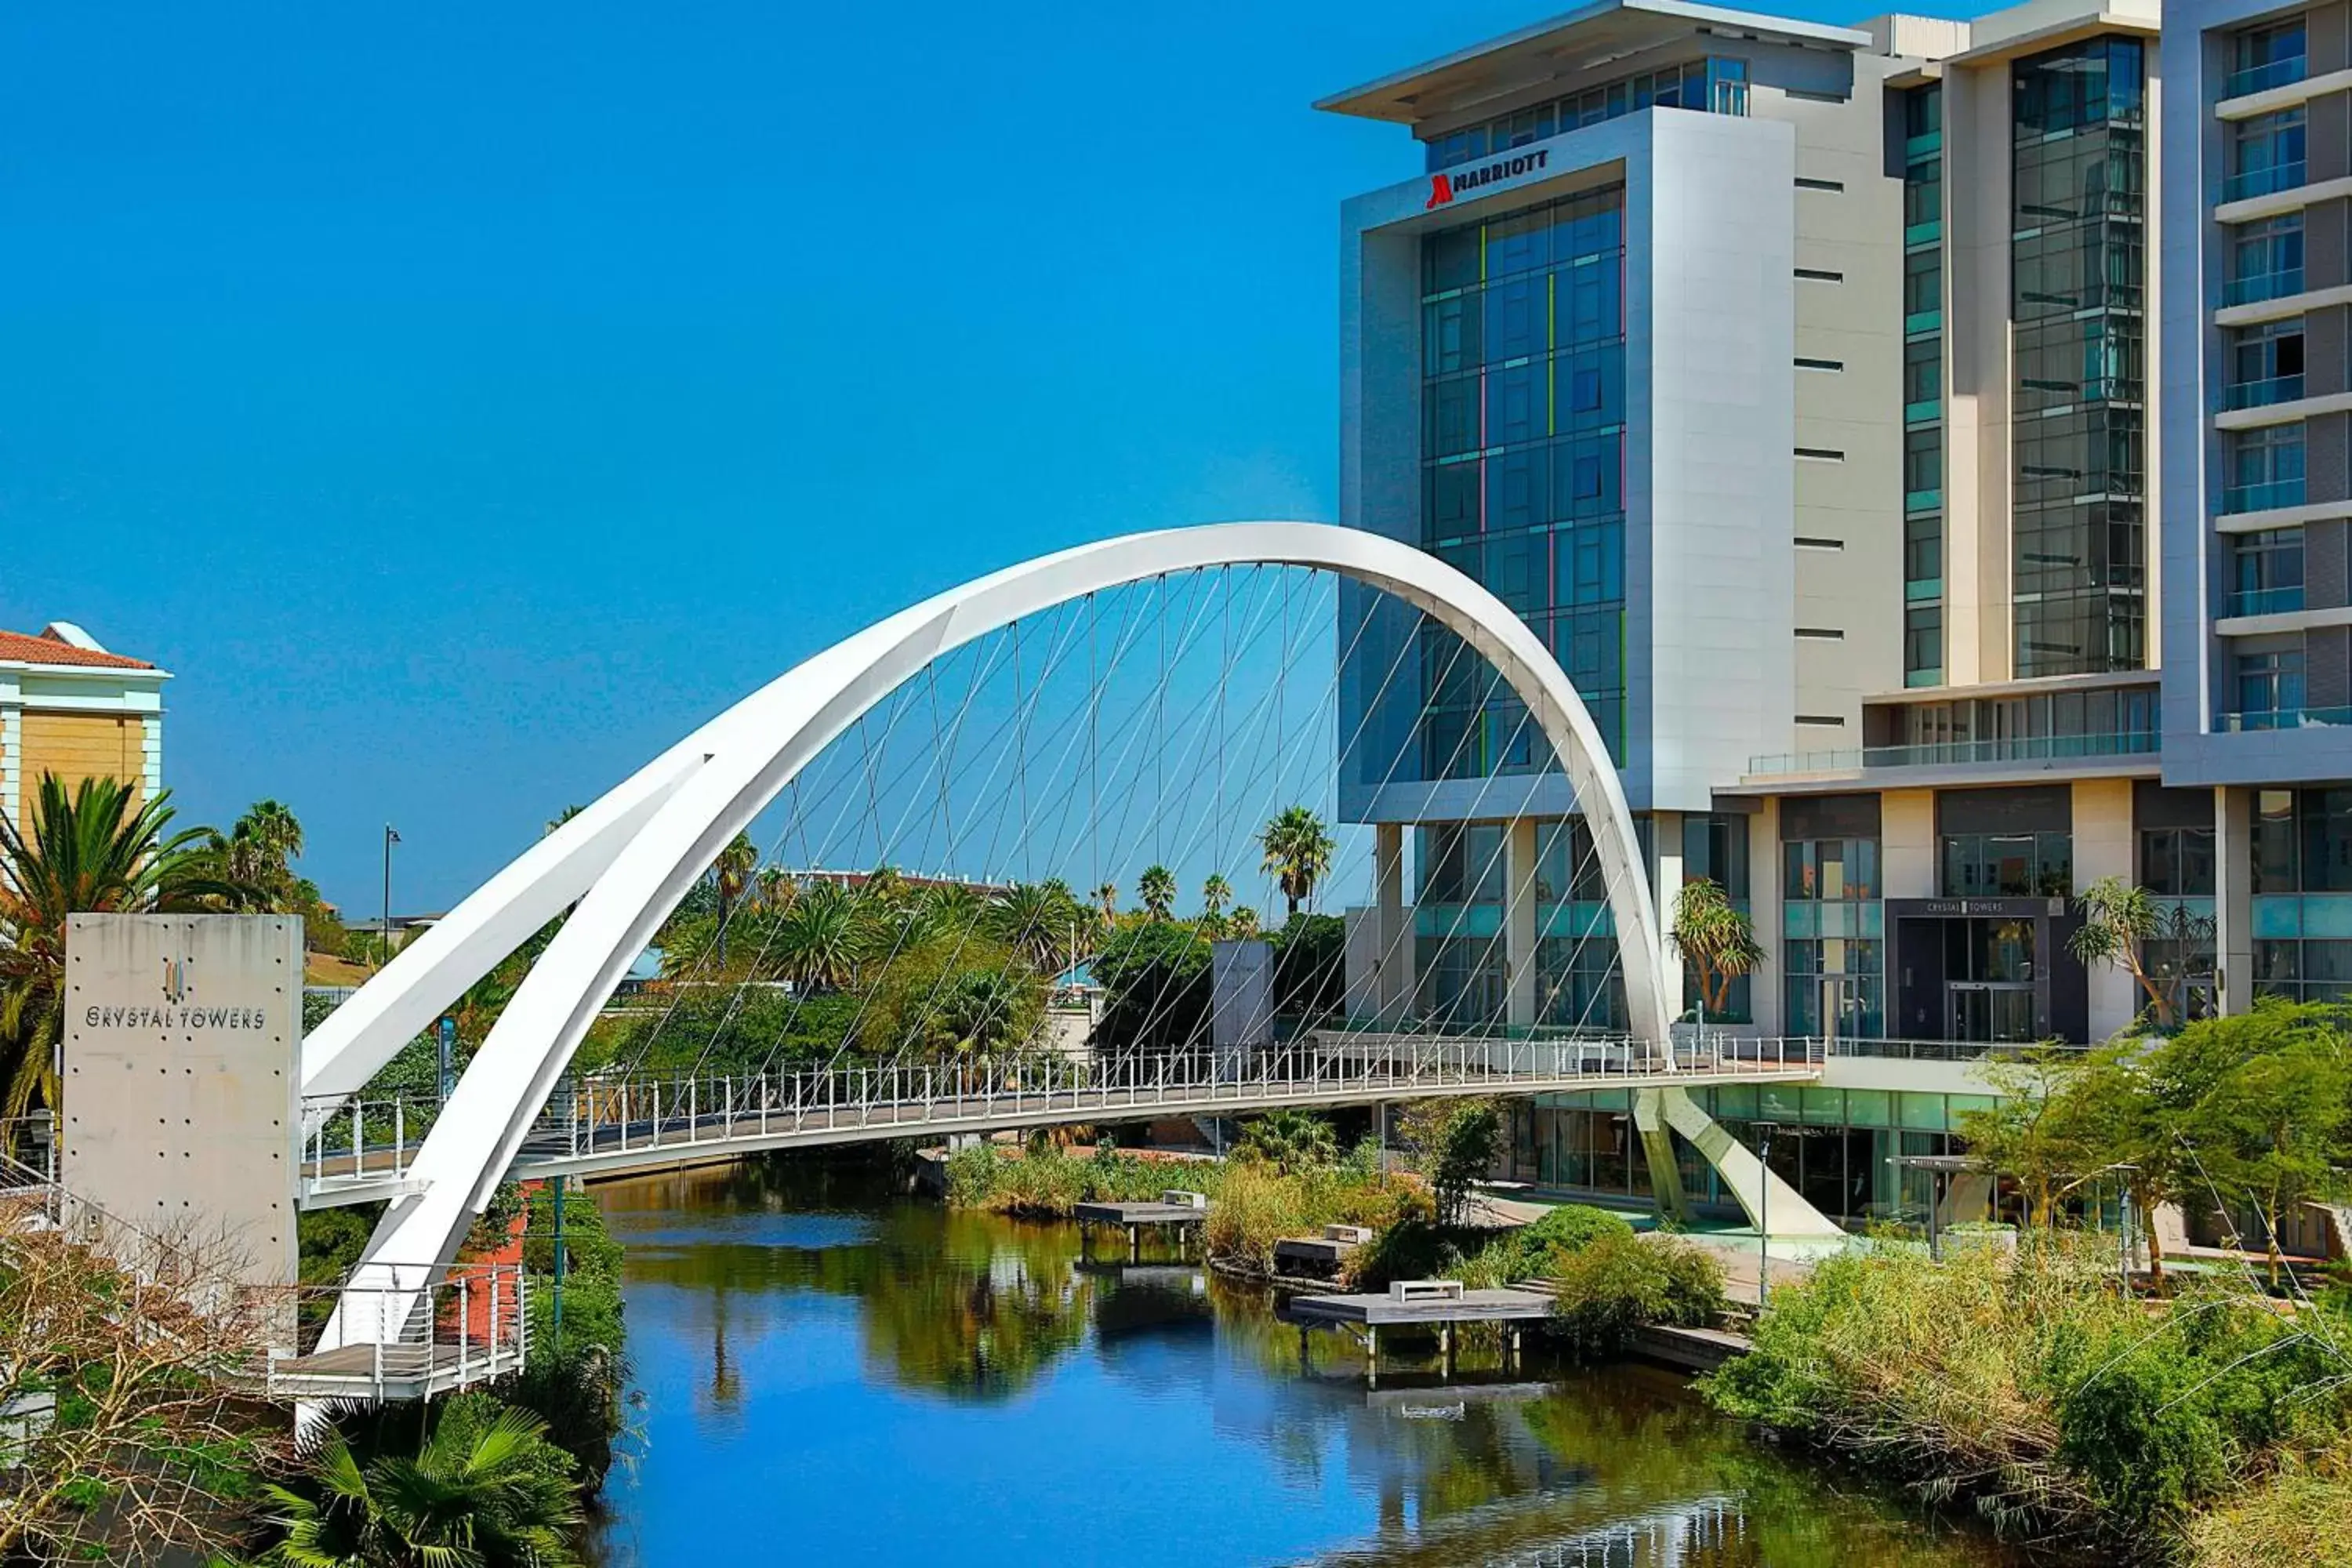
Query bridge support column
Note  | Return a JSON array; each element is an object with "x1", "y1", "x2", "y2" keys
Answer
[
  {"x1": 1653, "y1": 1087, "x2": 1842, "y2": 1239},
  {"x1": 1505, "y1": 818, "x2": 1540, "y2": 1029},
  {"x1": 1651, "y1": 812, "x2": 1686, "y2": 1033},
  {"x1": 1374, "y1": 822, "x2": 1413, "y2": 1025},
  {"x1": 1632, "y1": 1090, "x2": 1690, "y2": 1225}
]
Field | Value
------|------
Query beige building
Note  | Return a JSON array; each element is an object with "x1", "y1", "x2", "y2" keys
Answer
[{"x1": 0, "y1": 622, "x2": 169, "y2": 830}]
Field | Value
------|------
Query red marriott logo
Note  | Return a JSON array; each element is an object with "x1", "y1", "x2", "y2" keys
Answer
[{"x1": 1426, "y1": 147, "x2": 1551, "y2": 211}]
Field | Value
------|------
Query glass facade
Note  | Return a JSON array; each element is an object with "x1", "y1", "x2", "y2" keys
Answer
[
  {"x1": 1513, "y1": 1086, "x2": 1998, "y2": 1226},
  {"x1": 1421, "y1": 58, "x2": 1751, "y2": 171},
  {"x1": 2250, "y1": 789, "x2": 2352, "y2": 1003},
  {"x1": 2010, "y1": 37, "x2": 2147, "y2": 677},
  {"x1": 1419, "y1": 184, "x2": 1627, "y2": 778},
  {"x1": 1901, "y1": 85, "x2": 1946, "y2": 686},
  {"x1": 1878, "y1": 684, "x2": 2159, "y2": 765},
  {"x1": 1781, "y1": 832, "x2": 1884, "y2": 1036}
]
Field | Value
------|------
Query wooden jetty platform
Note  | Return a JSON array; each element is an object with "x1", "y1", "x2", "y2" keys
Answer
[
  {"x1": 1629, "y1": 1323, "x2": 1751, "y2": 1372},
  {"x1": 1073, "y1": 1192, "x2": 1207, "y2": 1262},
  {"x1": 1272, "y1": 1223, "x2": 1373, "y2": 1278},
  {"x1": 1287, "y1": 1280, "x2": 1555, "y2": 1384}
]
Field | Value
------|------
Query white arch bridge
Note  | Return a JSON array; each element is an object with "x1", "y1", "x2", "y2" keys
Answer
[{"x1": 297, "y1": 524, "x2": 1841, "y2": 1381}]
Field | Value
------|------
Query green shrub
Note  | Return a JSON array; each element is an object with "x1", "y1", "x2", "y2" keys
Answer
[{"x1": 1551, "y1": 1231, "x2": 1723, "y2": 1353}]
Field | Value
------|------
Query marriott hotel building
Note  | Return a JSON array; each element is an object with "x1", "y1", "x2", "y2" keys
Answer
[{"x1": 1330, "y1": 0, "x2": 2352, "y2": 1093}]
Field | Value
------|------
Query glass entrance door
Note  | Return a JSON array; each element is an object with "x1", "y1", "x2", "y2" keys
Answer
[{"x1": 1948, "y1": 982, "x2": 2035, "y2": 1043}]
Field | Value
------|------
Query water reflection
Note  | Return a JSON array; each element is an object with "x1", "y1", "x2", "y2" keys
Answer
[{"x1": 590, "y1": 1159, "x2": 2024, "y2": 1568}]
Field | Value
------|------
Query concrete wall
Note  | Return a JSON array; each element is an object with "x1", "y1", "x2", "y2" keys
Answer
[{"x1": 60, "y1": 915, "x2": 302, "y2": 1290}]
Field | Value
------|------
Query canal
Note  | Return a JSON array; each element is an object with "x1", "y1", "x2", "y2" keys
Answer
[{"x1": 587, "y1": 1158, "x2": 2024, "y2": 1567}]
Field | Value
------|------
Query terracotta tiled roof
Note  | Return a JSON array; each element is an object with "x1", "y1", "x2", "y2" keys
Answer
[{"x1": 0, "y1": 629, "x2": 155, "y2": 670}]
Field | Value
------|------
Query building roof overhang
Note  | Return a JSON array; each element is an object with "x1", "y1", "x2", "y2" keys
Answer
[{"x1": 1315, "y1": 0, "x2": 1870, "y2": 128}]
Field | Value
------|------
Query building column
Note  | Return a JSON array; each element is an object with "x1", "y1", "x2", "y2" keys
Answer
[
  {"x1": 1505, "y1": 817, "x2": 1539, "y2": 1028},
  {"x1": 1652, "y1": 811, "x2": 1687, "y2": 1025},
  {"x1": 2216, "y1": 786, "x2": 2254, "y2": 1016},
  {"x1": 1748, "y1": 803, "x2": 1783, "y2": 1034},
  {"x1": 2074, "y1": 779, "x2": 2137, "y2": 1042},
  {"x1": 1374, "y1": 822, "x2": 1411, "y2": 1025}
]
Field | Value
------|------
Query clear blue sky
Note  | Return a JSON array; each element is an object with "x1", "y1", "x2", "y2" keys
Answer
[{"x1": 0, "y1": 0, "x2": 1970, "y2": 915}]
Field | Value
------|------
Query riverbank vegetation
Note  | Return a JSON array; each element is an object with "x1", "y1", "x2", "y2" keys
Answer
[
  {"x1": 1702, "y1": 1236, "x2": 2352, "y2": 1563},
  {"x1": 1703, "y1": 1000, "x2": 2352, "y2": 1564}
]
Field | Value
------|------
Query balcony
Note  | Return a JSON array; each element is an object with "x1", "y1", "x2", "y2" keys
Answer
[
  {"x1": 2224, "y1": 373, "x2": 2307, "y2": 411},
  {"x1": 2223, "y1": 56, "x2": 2309, "y2": 100},
  {"x1": 2223, "y1": 267, "x2": 2305, "y2": 307},
  {"x1": 1748, "y1": 729, "x2": 2159, "y2": 777},
  {"x1": 2223, "y1": 478, "x2": 2307, "y2": 514},
  {"x1": 2223, "y1": 162, "x2": 2307, "y2": 203},
  {"x1": 2218, "y1": 706, "x2": 2352, "y2": 732},
  {"x1": 2225, "y1": 585, "x2": 2307, "y2": 618}
]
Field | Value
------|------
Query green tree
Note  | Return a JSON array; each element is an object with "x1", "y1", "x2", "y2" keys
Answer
[
  {"x1": 1668, "y1": 877, "x2": 1764, "y2": 1022},
  {"x1": 1091, "y1": 882, "x2": 1118, "y2": 930},
  {"x1": 0, "y1": 775, "x2": 235, "y2": 1116},
  {"x1": 1258, "y1": 805, "x2": 1336, "y2": 920},
  {"x1": 1093, "y1": 919, "x2": 1213, "y2": 1052},
  {"x1": 1137, "y1": 864, "x2": 1177, "y2": 921},
  {"x1": 258, "y1": 1399, "x2": 583, "y2": 1567},
  {"x1": 710, "y1": 833, "x2": 759, "y2": 967},
  {"x1": 1958, "y1": 1046, "x2": 2112, "y2": 1229},
  {"x1": 2068, "y1": 876, "x2": 2216, "y2": 1032},
  {"x1": 1228, "y1": 906, "x2": 1261, "y2": 940},
  {"x1": 1402, "y1": 1097, "x2": 1501, "y2": 1228},
  {"x1": 2174, "y1": 1001, "x2": 2352, "y2": 1284},
  {"x1": 1200, "y1": 873, "x2": 1232, "y2": 918}
]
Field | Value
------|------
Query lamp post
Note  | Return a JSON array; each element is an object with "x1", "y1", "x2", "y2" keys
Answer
[
  {"x1": 379, "y1": 823, "x2": 401, "y2": 971},
  {"x1": 1755, "y1": 1120, "x2": 1780, "y2": 1309}
]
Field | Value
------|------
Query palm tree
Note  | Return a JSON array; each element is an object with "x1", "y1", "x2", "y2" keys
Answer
[
  {"x1": 711, "y1": 833, "x2": 758, "y2": 966},
  {"x1": 923, "y1": 880, "x2": 986, "y2": 941},
  {"x1": 771, "y1": 883, "x2": 867, "y2": 993},
  {"x1": 1667, "y1": 877, "x2": 1766, "y2": 1023},
  {"x1": 929, "y1": 968, "x2": 1026, "y2": 1054},
  {"x1": 1091, "y1": 882, "x2": 1119, "y2": 929},
  {"x1": 754, "y1": 865, "x2": 795, "y2": 913},
  {"x1": 989, "y1": 882, "x2": 1069, "y2": 975},
  {"x1": 1238, "y1": 1107, "x2": 1340, "y2": 1174},
  {"x1": 258, "y1": 1399, "x2": 583, "y2": 1567},
  {"x1": 1201, "y1": 873, "x2": 1232, "y2": 918},
  {"x1": 234, "y1": 798, "x2": 304, "y2": 898},
  {"x1": 1258, "y1": 805, "x2": 1336, "y2": 920},
  {"x1": 0, "y1": 775, "x2": 234, "y2": 1116},
  {"x1": 1229, "y1": 906, "x2": 1261, "y2": 941},
  {"x1": 1138, "y1": 865, "x2": 1177, "y2": 921},
  {"x1": 543, "y1": 803, "x2": 586, "y2": 837}
]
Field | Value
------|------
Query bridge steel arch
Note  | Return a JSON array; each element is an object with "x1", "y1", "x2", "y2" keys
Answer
[{"x1": 325, "y1": 523, "x2": 1725, "y2": 1340}]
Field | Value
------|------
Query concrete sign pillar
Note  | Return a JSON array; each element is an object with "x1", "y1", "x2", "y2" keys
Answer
[
  {"x1": 1374, "y1": 821, "x2": 1412, "y2": 1023},
  {"x1": 1209, "y1": 938, "x2": 1274, "y2": 1080},
  {"x1": 61, "y1": 914, "x2": 303, "y2": 1289}
]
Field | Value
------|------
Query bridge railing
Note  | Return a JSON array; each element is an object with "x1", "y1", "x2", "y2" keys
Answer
[
  {"x1": 248, "y1": 1258, "x2": 528, "y2": 1403},
  {"x1": 299, "y1": 1034, "x2": 1826, "y2": 1194}
]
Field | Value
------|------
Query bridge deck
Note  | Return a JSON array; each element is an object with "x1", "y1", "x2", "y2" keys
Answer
[{"x1": 299, "y1": 1047, "x2": 1824, "y2": 1208}]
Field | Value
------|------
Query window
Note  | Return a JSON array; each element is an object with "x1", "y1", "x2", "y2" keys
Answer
[
  {"x1": 1796, "y1": 176, "x2": 1844, "y2": 192},
  {"x1": 1904, "y1": 155, "x2": 1942, "y2": 232},
  {"x1": 1905, "y1": 511, "x2": 1943, "y2": 586},
  {"x1": 1796, "y1": 357, "x2": 1845, "y2": 372},
  {"x1": 1904, "y1": 249, "x2": 1941, "y2": 323},
  {"x1": 2140, "y1": 826, "x2": 2216, "y2": 898},
  {"x1": 1905, "y1": 605, "x2": 1944, "y2": 685},
  {"x1": 2228, "y1": 528, "x2": 2305, "y2": 617},
  {"x1": 2228, "y1": 110, "x2": 2307, "y2": 201},
  {"x1": 1904, "y1": 336, "x2": 1941, "y2": 411},
  {"x1": 1422, "y1": 56, "x2": 1751, "y2": 171},
  {"x1": 2229, "y1": 18, "x2": 2307, "y2": 97},
  {"x1": 2227, "y1": 214, "x2": 2303, "y2": 306},
  {"x1": 2234, "y1": 645, "x2": 2307, "y2": 723},
  {"x1": 1905, "y1": 84, "x2": 1941, "y2": 142},
  {"x1": 2226, "y1": 318, "x2": 2304, "y2": 407},
  {"x1": 1796, "y1": 267, "x2": 1844, "y2": 282},
  {"x1": 1784, "y1": 838, "x2": 1878, "y2": 901},
  {"x1": 2225, "y1": 424, "x2": 2306, "y2": 512},
  {"x1": 1940, "y1": 832, "x2": 2074, "y2": 897},
  {"x1": 1905, "y1": 426, "x2": 1943, "y2": 502}
]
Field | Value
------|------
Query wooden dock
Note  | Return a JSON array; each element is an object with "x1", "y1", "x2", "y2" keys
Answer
[
  {"x1": 1629, "y1": 1323, "x2": 1751, "y2": 1372},
  {"x1": 1287, "y1": 1282, "x2": 1555, "y2": 1385},
  {"x1": 1073, "y1": 1193, "x2": 1207, "y2": 1262}
]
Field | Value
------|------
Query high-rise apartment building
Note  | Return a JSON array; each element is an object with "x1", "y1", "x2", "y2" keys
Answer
[
  {"x1": 1310, "y1": 0, "x2": 2352, "y2": 1237},
  {"x1": 1327, "y1": 0, "x2": 2180, "y2": 1070}
]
